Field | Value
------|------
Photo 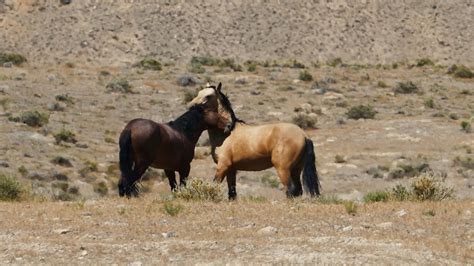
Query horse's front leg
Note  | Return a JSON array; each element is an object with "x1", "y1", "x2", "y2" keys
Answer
[
  {"x1": 165, "y1": 170, "x2": 177, "y2": 191},
  {"x1": 226, "y1": 169, "x2": 237, "y2": 200},
  {"x1": 178, "y1": 164, "x2": 191, "y2": 187}
]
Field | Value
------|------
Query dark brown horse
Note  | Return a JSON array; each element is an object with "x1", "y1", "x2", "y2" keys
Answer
[
  {"x1": 118, "y1": 105, "x2": 223, "y2": 197},
  {"x1": 188, "y1": 83, "x2": 321, "y2": 200}
]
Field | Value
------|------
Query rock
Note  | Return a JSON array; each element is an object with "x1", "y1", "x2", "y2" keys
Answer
[
  {"x1": 47, "y1": 74, "x2": 57, "y2": 82},
  {"x1": 80, "y1": 250, "x2": 88, "y2": 256},
  {"x1": 60, "y1": 0, "x2": 72, "y2": 5},
  {"x1": 0, "y1": 161, "x2": 9, "y2": 168},
  {"x1": 3, "y1": 62, "x2": 13, "y2": 68},
  {"x1": 13, "y1": 73, "x2": 26, "y2": 81},
  {"x1": 250, "y1": 90, "x2": 260, "y2": 95},
  {"x1": 75, "y1": 143, "x2": 89, "y2": 149},
  {"x1": 234, "y1": 76, "x2": 247, "y2": 84},
  {"x1": 376, "y1": 222, "x2": 393, "y2": 229},
  {"x1": 52, "y1": 172, "x2": 69, "y2": 181},
  {"x1": 54, "y1": 228, "x2": 72, "y2": 234},
  {"x1": 0, "y1": 85, "x2": 9, "y2": 94},
  {"x1": 161, "y1": 232, "x2": 176, "y2": 238},
  {"x1": 257, "y1": 226, "x2": 278, "y2": 235},
  {"x1": 177, "y1": 74, "x2": 200, "y2": 87},
  {"x1": 342, "y1": 225, "x2": 353, "y2": 232},
  {"x1": 47, "y1": 102, "x2": 67, "y2": 111},
  {"x1": 396, "y1": 209, "x2": 407, "y2": 217}
]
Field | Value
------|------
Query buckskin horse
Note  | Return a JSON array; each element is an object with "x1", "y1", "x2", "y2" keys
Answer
[
  {"x1": 118, "y1": 105, "x2": 223, "y2": 197},
  {"x1": 188, "y1": 83, "x2": 321, "y2": 200}
]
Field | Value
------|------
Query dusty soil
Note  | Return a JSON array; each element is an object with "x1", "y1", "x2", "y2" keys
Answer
[
  {"x1": 0, "y1": 0, "x2": 473, "y2": 264},
  {"x1": 0, "y1": 197, "x2": 473, "y2": 264}
]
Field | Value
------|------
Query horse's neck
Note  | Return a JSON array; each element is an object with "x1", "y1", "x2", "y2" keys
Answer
[{"x1": 187, "y1": 127, "x2": 207, "y2": 145}]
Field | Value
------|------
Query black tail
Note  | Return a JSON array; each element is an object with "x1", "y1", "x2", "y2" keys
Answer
[
  {"x1": 119, "y1": 129, "x2": 133, "y2": 197},
  {"x1": 302, "y1": 138, "x2": 321, "y2": 196}
]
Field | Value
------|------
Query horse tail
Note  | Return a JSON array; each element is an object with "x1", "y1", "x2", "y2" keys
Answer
[
  {"x1": 119, "y1": 129, "x2": 133, "y2": 196},
  {"x1": 302, "y1": 138, "x2": 321, "y2": 197}
]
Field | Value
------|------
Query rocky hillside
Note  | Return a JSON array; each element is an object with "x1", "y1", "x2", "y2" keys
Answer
[{"x1": 1, "y1": 0, "x2": 473, "y2": 66}]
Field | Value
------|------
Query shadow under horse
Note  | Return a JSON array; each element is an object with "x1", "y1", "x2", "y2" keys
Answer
[
  {"x1": 188, "y1": 83, "x2": 321, "y2": 200},
  {"x1": 118, "y1": 105, "x2": 223, "y2": 197}
]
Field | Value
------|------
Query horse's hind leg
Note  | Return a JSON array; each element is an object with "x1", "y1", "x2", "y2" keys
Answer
[
  {"x1": 289, "y1": 166, "x2": 303, "y2": 197},
  {"x1": 165, "y1": 170, "x2": 177, "y2": 191},
  {"x1": 178, "y1": 164, "x2": 190, "y2": 188},
  {"x1": 128, "y1": 162, "x2": 149, "y2": 197}
]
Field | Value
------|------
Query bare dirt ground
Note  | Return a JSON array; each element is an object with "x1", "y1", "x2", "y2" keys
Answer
[
  {"x1": 1, "y1": 198, "x2": 473, "y2": 264},
  {"x1": 1, "y1": 0, "x2": 473, "y2": 264}
]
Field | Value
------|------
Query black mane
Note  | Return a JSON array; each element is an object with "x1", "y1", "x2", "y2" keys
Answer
[
  {"x1": 215, "y1": 89, "x2": 244, "y2": 131},
  {"x1": 168, "y1": 105, "x2": 205, "y2": 140}
]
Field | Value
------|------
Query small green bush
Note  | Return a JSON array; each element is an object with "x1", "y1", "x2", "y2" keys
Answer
[
  {"x1": 423, "y1": 209, "x2": 436, "y2": 217},
  {"x1": 448, "y1": 65, "x2": 473, "y2": 79},
  {"x1": 190, "y1": 56, "x2": 220, "y2": 66},
  {"x1": 247, "y1": 63, "x2": 257, "y2": 72},
  {"x1": 106, "y1": 79, "x2": 133, "y2": 93},
  {"x1": 391, "y1": 184, "x2": 411, "y2": 201},
  {"x1": 344, "y1": 201, "x2": 357, "y2": 215},
  {"x1": 55, "y1": 94, "x2": 75, "y2": 105},
  {"x1": 51, "y1": 156, "x2": 73, "y2": 167},
  {"x1": 94, "y1": 181, "x2": 108, "y2": 196},
  {"x1": 54, "y1": 128, "x2": 77, "y2": 144},
  {"x1": 363, "y1": 191, "x2": 390, "y2": 203},
  {"x1": 163, "y1": 201, "x2": 183, "y2": 216},
  {"x1": 327, "y1": 58, "x2": 342, "y2": 67},
  {"x1": 52, "y1": 181, "x2": 69, "y2": 192},
  {"x1": 188, "y1": 63, "x2": 205, "y2": 74},
  {"x1": 453, "y1": 156, "x2": 474, "y2": 170},
  {"x1": 315, "y1": 194, "x2": 343, "y2": 204},
  {"x1": 424, "y1": 97, "x2": 435, "y2": 109},
  {"x1": 460, "y1": 120, "x2": 471, "y2": 133},
  {"x1": 416, "y1": 58, "x2": 434, "y2": 67},
  {"x1": 377, "y1": 81, "x2": 388, "y2": 88},
  {"x1": 20, "y1": 110, "x2": 49, "y2": 127},
  {"x1": 394, "y1": 81, "x2": 419, "y2": 94},
  {"x1": 334, "y1": 155, "x2": 346, "y2": 163},
  {"x1": 0, "y1": 174, "x2": 24, "y2": 201},
  {"x1": 298, "y1": 70, "x2": 313, "y2": 81},
  {"x1": 137, "y1": 58, "x2": 162, "y2": 71},
  {"x1": 292, "y1": 113, "x2": 317, "y2": 129},
  {"x1": 0, "y1": 53, "x2": 27, "y2": 65},
  {"x1": 79, "y1": 161, "x2": 98, "y2": 177},
  {"x1": 346, "y1": 105, "x2": 376, "y2": 120},
  {"x1": 173, "y1": 179, "x2": 223, "y2": 202}
]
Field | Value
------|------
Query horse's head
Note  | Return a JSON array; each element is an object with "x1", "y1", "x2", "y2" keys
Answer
[{"x1": 188, "y1": 82, "x2": 242, "y2": 133}]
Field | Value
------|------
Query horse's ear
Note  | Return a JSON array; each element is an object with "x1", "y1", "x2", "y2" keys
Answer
[{"x1": 216, "y1": 82, "x2": 222, "y2": 93}]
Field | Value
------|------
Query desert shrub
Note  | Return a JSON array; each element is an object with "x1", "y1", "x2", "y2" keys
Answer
[
  {"x1": 298, "y1": 70, "x2": 313, "y2": 81},
  {"x1": 315, "y1": 194, "x2": 343, "y2": 204},
  {"x1": 344, "y1": 201, "x2": 357, "y2": 215},
  {"x1": 0, "y1": 98, "x2": 11, "y2": 111},
  {"x1": 18, "y1": 110, "x2": 49, "y2": 127},
  {"x1": 247, "y1": 63, "x2": 257, "y2": 72},
  {"x1": 346, "y1": 105, "x2": 376, "y2": 120},
  {"x1": 460, "y1": 120, "x2": 471, "y2": 133},
  {"x1": 51, "y1": 156, "x2": 73, "y2": 167},
  {"x1": 106, "y1": 79, "x2": 133, "y2": 93},
  {"x1": 18, "y1": 166, "x2": 28, "y2": 177},
  {"x1": 416, "y1": 58, "x2": 434, "y2": 67},
  {"x1": 79, "y1": 160, "x2": 98, "y2": 177},
  {"x1": 391, "y1": 184, "x2": 411, "y2": 201},
  {"x1": 388, "y1": 162, "x2": 430, "y2": 179},
  {"x1": 261, "y1": 173, "x2": 280, "y2": 188},
  {"x1": 0, "y1": 53, "x2": 27, "y2": 65},
  {"x1": 218, "y1": 58, "x2": 242, "y2": 72},
  {"x1": 52, "y1": 181, "x2": 69, "y2": 192},
  {"x1": 173, "y1": 179, "x2": 223, "y2": 202},
  {"x1": 0, "y1": 174, "x2": 24, "y2": 201},
  {"x1": 54, "y1": 128, "x2": 77, "y2": 144},
  {"x1": 94, "y1": 181, "x2": 108, "y2": 196},
  {"x1": 453, "y1": 156, "x2": 474, "y2": 170},
  {"x1": 55, "y1": 94, "x2": 75, "y2": 105},
  {"x1": 448, "y1": 65, "x2": 473, "y2": 79},
  {"x1": 424, "y1": 97, "x2": 435, "y2": 109},
  {"x1": 411, "y1": 173, "x2": 454, "y2": 201},
  {"x1": 327, "y1": 58, "x2": 342, "y2": 67},
  {"x1": 377, "y1": 81, "x2": 388, "y2": 88},
  {"x1": 188, "y1": 63, "x2": 205, "y2": 73},
  {"x1": 292, "y1": 113, "x2": 317, "y2": 129},
  {"x1": 394, "y1": 81, "x2": 419, "y2": 94},
  {"x1": 137, "y1": 58, "x2": 162, "y2": 71},
  {"x1": 190, "y1": 56, "x2": 220, "y2": 66},
  {"x1": 163, "y1": 201, "x2": 183, "y2": 216},
  {"x1": 334, "y1": 155, "x2": 346, "y2": 163},
  {"x1": 283, "y1": 59, "x2": 305, "y2": 69},
  {"x1": 363, "y1": 191, "x2": 390, "y2": 203}
]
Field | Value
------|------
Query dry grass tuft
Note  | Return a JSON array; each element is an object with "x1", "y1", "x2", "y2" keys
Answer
[{"x1": 173, "y1": 179, "x2": 224, "y2": 202}]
